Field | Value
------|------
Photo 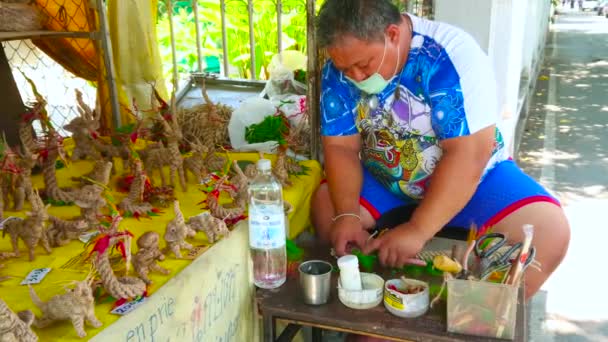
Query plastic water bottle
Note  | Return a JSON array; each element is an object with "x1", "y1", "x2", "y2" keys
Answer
[{"x1": 248, "y1": 159, "x2": 286, "y2": 289}]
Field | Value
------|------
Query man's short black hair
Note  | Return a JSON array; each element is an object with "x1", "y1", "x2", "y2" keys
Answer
[{"x1": 316, "y1": 0, "x2": 402, "y2": 49}]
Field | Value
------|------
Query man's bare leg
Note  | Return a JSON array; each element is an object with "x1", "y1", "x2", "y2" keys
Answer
[{"x1": 491, "y1": 201, "x2": 570, "y2": 300}]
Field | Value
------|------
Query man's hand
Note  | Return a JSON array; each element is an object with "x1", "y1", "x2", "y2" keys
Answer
[
  {"x1": 330, "y1": 216, "x2": 370, "y2": 256},
  {"x1": 362, "y1": 222, "x2": 429, "y2": 268}
]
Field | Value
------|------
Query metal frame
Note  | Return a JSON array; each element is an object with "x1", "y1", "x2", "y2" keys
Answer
[
  {"x1": 168, "y1": 0, "x2": 321, "y2": 160},
  {"x1": 96, "y1": 0, "x2": 122, "y2": 128},
  {"x1": 0, "y1": 0, "x2": 123, "y2": 130}
]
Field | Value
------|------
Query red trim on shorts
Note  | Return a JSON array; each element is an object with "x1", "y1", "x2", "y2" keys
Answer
[
  {"x1": 359, "y1": 197, "x2": 381, "y2": 220},
  {"x1": 478, "y1": 195, "x2": 561, "y2": 235},
  {"x1": 320, "y1": 179, "x2": 327, "y2": 185}
]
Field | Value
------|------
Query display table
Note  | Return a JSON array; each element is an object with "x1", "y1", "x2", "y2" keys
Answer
[{"x1": 0, "y1": 151, "x2": 322, "y2": 341}]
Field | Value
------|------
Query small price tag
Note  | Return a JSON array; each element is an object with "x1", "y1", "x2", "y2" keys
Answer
[
  {"x1": 79, "y1": 231, "x2": 100, "y2": 243},
  {"x1": 183, "y1": 245, "x2": 210, "y2": 260},
  {"x1": 111, "y1": 297, "x2": 146, "y2": 316},
  {"x1": 21, "y1": 268, "x2": 52, "y2": 285}
]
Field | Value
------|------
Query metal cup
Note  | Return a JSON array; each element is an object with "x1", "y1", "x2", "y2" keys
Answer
[{"x1": 299, "y1": 260, "x2": 332, "y2": 305}]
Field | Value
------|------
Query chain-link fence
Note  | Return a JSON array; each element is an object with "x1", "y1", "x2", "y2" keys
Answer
[
  {"x1": 1, "y1": 0, "x2": 118, "y2": 138},
  {"x1": 2, "y1": 39, "x2": 97, "y2": 137}
]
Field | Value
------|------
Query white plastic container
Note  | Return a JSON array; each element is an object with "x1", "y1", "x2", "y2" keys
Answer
[
  {"x1": 337, "y1": 255, "x2": 362, "y2": 291},
  {"x1": 338, "y1": 273, "x2": 384, "y2": 310},
  {"x1": 384, "y1": 278, "x2": 429, "y2": 318}
]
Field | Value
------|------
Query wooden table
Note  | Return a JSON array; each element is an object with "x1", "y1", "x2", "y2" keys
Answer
[{"x1": 256, "y1": 242, "x2": 527, "y2": 342}]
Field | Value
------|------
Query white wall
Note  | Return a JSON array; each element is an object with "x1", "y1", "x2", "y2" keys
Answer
[
  {"x1": 434, "y1": 0, "x2": 551, "y2": 155},
  {"x1": 434, "y1": 0, "x2": 493, "y2": 52},
  {"x1": 522, "y1": 1, "x2": 552, "y2": 79}
]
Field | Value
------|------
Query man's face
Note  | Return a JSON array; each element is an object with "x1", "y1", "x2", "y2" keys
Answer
[{"x1": 327, "y1": 33, "x2": 399, "y2": 82}]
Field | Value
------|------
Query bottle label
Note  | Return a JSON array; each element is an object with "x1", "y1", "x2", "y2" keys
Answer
[{"x1": 249, "y1": 205, "x2": 286, "y2": 249}]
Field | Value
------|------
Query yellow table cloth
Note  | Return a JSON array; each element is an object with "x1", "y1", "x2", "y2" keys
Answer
[{"x1": 0, "y1": 149, "x2": 321, "y2": 341}]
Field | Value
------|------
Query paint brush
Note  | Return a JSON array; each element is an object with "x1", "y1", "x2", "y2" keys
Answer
[
  {"x1": 505, "y1": 224, "x2": 534, "y2": 286},
  {"x1": 467, "y1": 223, "x2": 477, "y2": 245}
]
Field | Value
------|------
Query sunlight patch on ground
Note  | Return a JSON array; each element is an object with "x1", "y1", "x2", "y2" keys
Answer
[
  {"x1": 525, "y1": 149, "x2": 581, "y2": 162},
  {"x1": 545, "y1": 317, "x2": 585, "y2": 335},
  {"x1": 587, "y1": 61, "x2": 608, "y2": 68},
  {"x1": 545, "y1": 104, "x2": 563, "y2": 112}
]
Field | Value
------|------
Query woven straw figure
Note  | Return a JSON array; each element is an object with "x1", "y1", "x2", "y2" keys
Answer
[
  {"x1": 0, "y1": 252, "x2": 15, "y2": 283},
  {"x1": 163, "y1": 201, "x2": 195, "y2": 259},
  {"x1": 1, "y1": 142, "x2": 38, "y2": 213},
  {"x1": 28, "y1": 279, "x2": 101, "y2": 338},
  {"x1": 118, "y1": 161, "x2": 153, "y2": 215},
  {"x1": 132, "y1": 232, "x2": 170, "y2": 285},
  {"x1": 89, "y1": 138, "x2": 131, "y2": 176},
  {"x1": 205, "y1": 184, "x2": 245, "y2": 222},
  {"x1": 0, "y1": 186, "x2": 3, "y2": 222},
  {"x1": 41, "y1": 134, "x2": 78, "y2": 203},
  {"x1": 91, "y1": 234, "x2": 146, "y2": 300},
  {"x1": 177, "y1": 84, "x2": 232, "y2": 151},
  {"x1": 18, "y1": 119, "x2": 38, "y2": 160},
  {"x1": 183, "y1": 140, "x2": 210, "y2": 184},
  {"x1": 272, "y1": 146, "x2": 292, "y2": 188},
  {"x1": 0, "y1": 298, "x2": 38, "y2": 342},
  {"x1": 46, "y1": 217, "x2": 89, "y2": 247},
  {"x1": 2, "y1": 189, "x2": 51, "y2": 261},
  {"x1": 205, "y1": 162, "x2": 253, "y2": 222},
  {"x1": 64, "y1": 90, "x2": 102, "y2": 161},
  {"x1": 72, "y1": 160, "x2": 113, "y2": 186},
  {"x1": 187, "y1": 212, "x2": 230, "y2": 244},
  {"x1": 230, "y1": 161, "x2": 252, "y2": 209},
  {"x1": 74, "y1": 185, "x2": 106, "y2": 226},
  {"x1": 198, "y1": 85, "x2": 231, "y2": 148},
  {"x1": 141, "y1": 114, "x2": 187, "y2": 192}
]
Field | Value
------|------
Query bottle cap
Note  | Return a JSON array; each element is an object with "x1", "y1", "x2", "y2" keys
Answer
[
  {"x1": 337, "y1": 254, "x2": 359, "y2": 269},
  {"x1": 257, "y1": 158, "x2": 272, "y2": 171}
]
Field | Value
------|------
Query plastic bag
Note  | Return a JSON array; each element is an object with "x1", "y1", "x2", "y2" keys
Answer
[
  {"x1": 228, "y1": 97, "x2": 279, "y2": 153},
  {"x1": 261, "y1": 51, "x2": 308, "y2": 98},
  {"x1": 270, "y1": 94, "x2": 307, "y2": 127}
]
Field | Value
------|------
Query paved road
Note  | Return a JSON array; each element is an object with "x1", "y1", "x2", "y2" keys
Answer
[{"x1": 518, "y1": 9, "x2": 608, "y2": 342}]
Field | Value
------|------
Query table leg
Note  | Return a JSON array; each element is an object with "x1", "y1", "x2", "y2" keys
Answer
[
  {"x1": 276, "y1": 324, "x2": 302, "y2": 342},
  {"x1": 311, "y1": 327, "x2": 322, "y2": 342},
  {"x1": 263, "y1": 314, "x2": 276, "y2": 342}
]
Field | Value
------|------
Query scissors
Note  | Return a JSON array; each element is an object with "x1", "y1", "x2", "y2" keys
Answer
[{"x1": 474, "y1": 233, "x2": 536, "y2": 281}]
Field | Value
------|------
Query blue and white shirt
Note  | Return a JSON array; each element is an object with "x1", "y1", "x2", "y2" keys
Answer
[{"x1": 320, "y1": 14, "x2": 508, "y2": 201}]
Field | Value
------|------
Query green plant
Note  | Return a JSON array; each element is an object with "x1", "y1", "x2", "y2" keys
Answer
[{"x1": 156, "y1": 0, "x2": 314, "y2": 82}]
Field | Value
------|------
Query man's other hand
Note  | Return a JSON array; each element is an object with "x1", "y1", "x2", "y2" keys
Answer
[
  {"x1": 362, "y1": 222, "x2": 428, "y2": 268},
  {"x1": 330, "y1": 216, "x2": 370, "y2": 256}
]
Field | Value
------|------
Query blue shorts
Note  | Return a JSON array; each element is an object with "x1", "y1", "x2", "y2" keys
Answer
[{"x1": 358, "y1": 160, "x2": 560, "y2": 233}]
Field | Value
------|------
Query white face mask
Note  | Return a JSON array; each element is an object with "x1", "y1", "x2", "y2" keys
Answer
[{"x1": 346, "y1": 36, "x2": 401, "y2": 95}]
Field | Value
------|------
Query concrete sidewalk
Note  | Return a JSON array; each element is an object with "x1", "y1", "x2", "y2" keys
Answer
[{"x1": 518, "y1": 10, "x2": 608, "y2": 342}]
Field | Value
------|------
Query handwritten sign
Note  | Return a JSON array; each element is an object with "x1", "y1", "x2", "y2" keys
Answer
[
  {"x1": 90, "y1": 223, "x2": 255, "y2": 342},
  {"x1": 21, "y1": 268, "x2": 52, "y2": 285},
  {"x1": 183, "y1": 245, "x2": 210, "y2": 260},
  {"x1": 111, "y1": 297, "x2": 147, "y2": 316}
]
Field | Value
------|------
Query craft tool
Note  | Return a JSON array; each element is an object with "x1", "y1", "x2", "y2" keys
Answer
[{"x1": 505, "y1": 224, "x2": 535, "y2": 286}]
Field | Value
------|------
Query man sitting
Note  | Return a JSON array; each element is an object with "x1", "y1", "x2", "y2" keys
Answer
[{"x1": 311, "y1": 0, "x2": 570, "y2": 302}]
